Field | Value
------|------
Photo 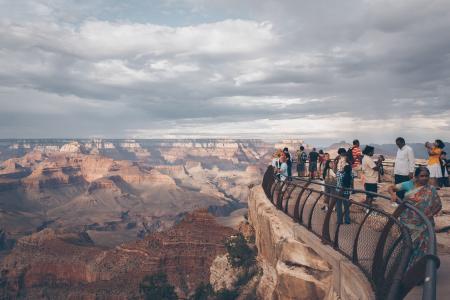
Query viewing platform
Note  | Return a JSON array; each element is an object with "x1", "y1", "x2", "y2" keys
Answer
[{"x1": 259, "y1": 165, "x2": 448, "y2": 300}]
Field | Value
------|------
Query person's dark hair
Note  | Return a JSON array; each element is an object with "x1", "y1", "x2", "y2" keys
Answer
[
  {"x1": 353, "y1": 139, "x2": 360, "y2": 146},
  {"x1": 312, "y1": 147, "x2": 316, "y2": 151},
  {"x1": 338, "y1": 148, "x2": 347, "y2": 155},
  {"x1": 362, "y1": 145, "x2": 375, "y2": 155},
  {"x1": 442, "y1": 151, "x2": 447, "y2": 155},
  {"x1": 414, "y1": 166, "x2": 430, "y2": 178},
  {"x1": 283, "y1": 147, "x2": 289, "y2": 152},
  {"x1": 396, "y1": 137, "x2": 405, "y2": 144},
  {"x1": 435, "y1": 139, "x2": 445, "y2": 149},
  {"x1": 300, "y1": 146, "x2": 304, "y2": 151},
  {"x1": 319, "y1": 149, "x2": 324, "y2": 154}
]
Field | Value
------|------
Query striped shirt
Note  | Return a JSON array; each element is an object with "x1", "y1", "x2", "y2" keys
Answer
[{"x1": 352, "y1": 146, "x2": 362, "y2": 167}]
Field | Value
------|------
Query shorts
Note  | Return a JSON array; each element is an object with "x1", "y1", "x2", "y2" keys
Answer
[
  {"x1": 364, "y1": 183, "x2": 378, "y2": 198},
  {"x1": 428, "y1": 164, "x2": 443, "y2": 178},
  {"x1": 309, "y1": 161, "x2": 317, "y2": 172},
  {"x1": 297, "y1": 163, "x2": 305, "y2": 172}
]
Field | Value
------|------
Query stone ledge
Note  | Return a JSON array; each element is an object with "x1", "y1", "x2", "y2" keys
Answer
[{"x1": 248, "y1": 185, "x2": 375, "y2": 300}]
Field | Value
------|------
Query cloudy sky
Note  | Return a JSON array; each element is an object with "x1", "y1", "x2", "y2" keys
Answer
[{"x1": 0, "y1": 0, "x2": 449, "y2": 144}]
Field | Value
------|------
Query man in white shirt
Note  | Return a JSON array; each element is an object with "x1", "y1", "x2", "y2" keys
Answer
[{"x1": 394, "y1": 137, "x2": 415, "y2": 199}]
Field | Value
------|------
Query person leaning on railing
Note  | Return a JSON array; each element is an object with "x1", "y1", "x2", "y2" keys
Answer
[
  {"x1": 387, "y1": 166, "x2": 442, "y2": 266},
  {"x1": 334, "y1": 148, "x2": 353, "y2": 224}
]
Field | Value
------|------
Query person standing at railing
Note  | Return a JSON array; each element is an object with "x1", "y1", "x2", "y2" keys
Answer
[
  {"x1": 276, "y1": 155, "x2": 289, "y2": 181},
  {"x1": 348, "y1": 139, "x2": 362, "y2": 176},
  {"x1": 309, "y1": 148, "x2": 319, "y2": 179},
  {"x1": 283, "y1": 147, "x2": 292, "y2": 179},
  {"x1": 394, "y1": 137, "x2": 415, "y2": 200},
  {"x1": 426, "y1": 139, "x2": 445, "y2": 188},
  {"x1": 377, "y1": 155, "x2": 385, "y2": 183},
  {"x1": 334, "y1": 148, "x2": 352, "y2": 224},
  {"x1": 322, "y1": 155, "x2": 336, "y2": 211},
  {"x1": 318, "y1": 149, "x2": 325, "y2": 178},
  {"x1": 296, "y1": 146, "x2": 307, "y2": 177},
  {"x1": 388, "y1": 166, "x2": 442, "y2": 266},
  {"x1": 362, "y1": 146, "x2": 379, "y2": 206},
  {"x1": 440, "y1": 151, "x2": 449, "y2": 187},
  {"x1": 271, "y1": 149, "x2": 283, "y2": 169}
]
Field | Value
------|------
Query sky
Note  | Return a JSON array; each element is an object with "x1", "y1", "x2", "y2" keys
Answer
[{"x1": 0, "y1": 0, "x2": 449, "y2": 145}]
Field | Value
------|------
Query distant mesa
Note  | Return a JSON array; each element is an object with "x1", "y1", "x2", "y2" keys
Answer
[{"x1": 60, "y1": 141, "x2": 88, "y2": 154}]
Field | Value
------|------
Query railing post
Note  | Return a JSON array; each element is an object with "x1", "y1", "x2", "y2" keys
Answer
[
  {"x1": 293, "y1": 182, "x2": 310, "y2": 220},
  {"x1": 423, "y1": 258, "x2": 437, "y2": 300},
  {"x1": 299, "y1": 190, "x2": 313, "y2": 224},
  {"x1": 307, "y1": 193, "x2": 323, "y2": 230},
  {"x1": 276, "y1": 181, "x2": 287, "y2": 209},
  {"x1": 322, "y1": 191, "x2": 336, "y2": 243},
  {"x1": 351, "y1": 209, "x2": 371, "y2": 263},
  {"x1": 284, "y1": 185, "x2": 299, "y2": 214}
]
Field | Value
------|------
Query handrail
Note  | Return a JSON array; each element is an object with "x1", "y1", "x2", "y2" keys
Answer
[
  {"x1": 261, "y1": 166, "x2": 439, "y2": 300},
  {"x1": 290, "y1": 158, "x2": 425, "y2": 168}
]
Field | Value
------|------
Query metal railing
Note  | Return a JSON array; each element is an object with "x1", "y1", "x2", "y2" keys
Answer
[{"x1": 261, "y1": 166, "x2": 439, "y2": 300}]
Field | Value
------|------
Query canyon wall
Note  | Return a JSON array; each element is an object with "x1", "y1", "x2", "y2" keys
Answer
[{"x1": 248, "y1": 186, "x2": 375, "y2": 300}]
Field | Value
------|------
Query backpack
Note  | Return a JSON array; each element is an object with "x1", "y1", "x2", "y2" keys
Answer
[
  {"x1": 347, "y1": 147, "x2": 354, "y2": 165},
  {"x1": 301, "y1": 152, "x2": 307, "y2": 163}
]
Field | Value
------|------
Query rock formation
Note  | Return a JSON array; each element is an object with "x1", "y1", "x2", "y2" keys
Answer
[
  {"x1": 248, "y1": 186, "x2": 334, "y2": 299},
  {"x1": 0, "y1": 211, "x2": 235, "y2": 299},
  {"x1": 247, "y1": 185, "x2": 378, "y2": 300}
]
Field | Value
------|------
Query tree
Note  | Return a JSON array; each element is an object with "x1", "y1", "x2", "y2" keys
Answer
[
  {"x1": 225, "y1": 233, "x2": 256, "y2": 268},
  {"x1": 139, "y1": 272, "x2": 178, "y2": 300}
]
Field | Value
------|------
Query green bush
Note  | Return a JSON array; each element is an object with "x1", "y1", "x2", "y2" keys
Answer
[
  {"x1": 225, "y1": 233, "x2": 256, "y2": 269},
  {"x1": 140, "y1": 272, "x2": 178, "y2": 300}
]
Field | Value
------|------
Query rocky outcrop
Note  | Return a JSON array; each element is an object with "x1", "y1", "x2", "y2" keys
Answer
[
  {"x1": 60, "y1": 141, "x2": 86, "y2": 154},
  {"x1": 79, "y1": 155, "x2": 114, "y2": 182},
  {"x1": 210, "y1": 254, "x2": 243, "y2": 291},
  {"x1": 21, "y1": 164, "x2": 85, "y2": 189},
  {"x1": 248, "y1": 186, "x2": 374, "y2": 300},
  {"x1": 0, "y1": 211, "x2": 235, "y2": 299}
]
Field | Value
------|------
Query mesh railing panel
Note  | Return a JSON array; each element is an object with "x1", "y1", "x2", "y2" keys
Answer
[{"x1": 260, "y1": 166, "x2": 437, "y2": 300}]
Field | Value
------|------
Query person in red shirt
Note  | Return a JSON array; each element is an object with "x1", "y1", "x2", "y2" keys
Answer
[
  {"x1": 351, "y1": 140, "x2": 362, "y2": 167},
  {"x1": 345, "y1": 140, "x2": 362, "y2": 192}
]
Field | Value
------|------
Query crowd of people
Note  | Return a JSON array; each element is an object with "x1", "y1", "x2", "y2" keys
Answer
[{"x1": 271, "y1": 138, "x2": 445, "y2": 261}]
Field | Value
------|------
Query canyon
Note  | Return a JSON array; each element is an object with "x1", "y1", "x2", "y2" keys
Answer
[
  {"x1": 0, "y1": 139, "x2": 276, "y2": 299},
  {"x1": 1, "y1": 139, "x2": 449, "y2": 299}
]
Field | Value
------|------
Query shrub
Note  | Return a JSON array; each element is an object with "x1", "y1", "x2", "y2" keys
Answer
[
  {"x1": 225, "y1": 233, "x2": 256, "y2": 269},
  {"x1": 139, "y1": 272, "x2": 178, "y2": 300}
]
